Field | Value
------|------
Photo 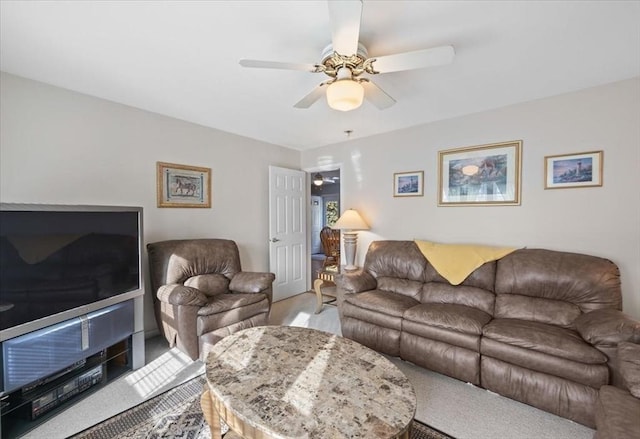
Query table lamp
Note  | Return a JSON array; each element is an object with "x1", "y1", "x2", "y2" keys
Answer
[{"x1": 333, "y1": 209, "x2": 370, "y2": 271}]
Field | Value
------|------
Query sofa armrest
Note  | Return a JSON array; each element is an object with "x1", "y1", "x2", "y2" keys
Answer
[
  {"x1": 618, "y1": 342, "x2": 640, "y2": 398},
  {"x1": 576, "y1": 308, "x2": 640, "y2": 348},
  {"x1": 335, "y1": 270, "x2": 377, "y2": 294},
  {"x1": 157, "y1": 284, "x2": 208, "y2": 306},
  {"x1": 229, "y1": 272, "x2": 275, "y2": 293}
]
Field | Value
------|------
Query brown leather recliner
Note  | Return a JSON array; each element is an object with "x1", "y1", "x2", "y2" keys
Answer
[{"x1": 147, "y1": 239, "x2": 275, "y2": 361}]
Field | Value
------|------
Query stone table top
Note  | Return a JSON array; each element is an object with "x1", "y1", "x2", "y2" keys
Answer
[{"x1": 204, "y1": 326, "x2": 416, "y2": 439}]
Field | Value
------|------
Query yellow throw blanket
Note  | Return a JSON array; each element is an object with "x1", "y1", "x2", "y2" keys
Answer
[{"x1": 415, "y1": 240, "x2": 519, "y2": 285}]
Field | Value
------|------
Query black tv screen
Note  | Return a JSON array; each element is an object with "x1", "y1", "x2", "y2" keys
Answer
[{"x1": 0, "y1": 205, "x2": 142, "y2": 334}]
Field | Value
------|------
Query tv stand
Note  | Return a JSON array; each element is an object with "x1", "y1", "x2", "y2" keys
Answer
[{"x1": 0, "y1": 298, "x2": 144, "y2": 438}]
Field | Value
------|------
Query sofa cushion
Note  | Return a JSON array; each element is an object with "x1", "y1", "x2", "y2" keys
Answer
[
  {"x1": 377, "y1": 276, "x2": 423, "y2": 300},
  {"x1": 483, "y1": 319, "x2": 607, "y2": 364},
  {"x1": 494, "y1": 294, "x2": 581, "y2": 329},
  {"x1": 421, "y1": 283, "x2": 495, "y2": 316},
  {"x1": 343, "y1": 290, "x2": 419, "y2": 330},
  {"x1": 595, "y1": 385, "x2": 640, "y2": 439},
  {"x1": 345, "y1": 290, "x2": 419, "y2": 317},
  {"x1": 618, "y1": 342, "x2": 640, "y2": 398}
]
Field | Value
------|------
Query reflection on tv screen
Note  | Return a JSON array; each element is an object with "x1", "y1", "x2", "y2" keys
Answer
[{"x1": 0, "y1": 210, "x2": 140, "y2": 331}]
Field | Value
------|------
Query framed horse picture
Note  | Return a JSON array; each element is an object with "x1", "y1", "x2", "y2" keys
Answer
[{"x1": 157, "y1": 162, "x2": 211, "y2": 208}]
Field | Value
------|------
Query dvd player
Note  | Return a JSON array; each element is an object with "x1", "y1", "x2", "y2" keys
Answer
[{"x1": 30, "y1": 365, "x2": 103, "y2": 419}]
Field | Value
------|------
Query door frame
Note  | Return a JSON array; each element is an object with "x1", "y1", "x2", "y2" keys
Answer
[{"x1": 303, "y1": 164, "x2": 343, "y2": 289}]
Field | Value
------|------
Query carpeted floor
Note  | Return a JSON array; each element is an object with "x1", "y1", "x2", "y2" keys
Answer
[{"x1": 71, "y1": 374, "x2": 454, "y2": 439}]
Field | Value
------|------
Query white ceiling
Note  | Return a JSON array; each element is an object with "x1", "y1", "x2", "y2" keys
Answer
[{"x1": 1, "y1": 1, "x2": 639, "y2": 150}]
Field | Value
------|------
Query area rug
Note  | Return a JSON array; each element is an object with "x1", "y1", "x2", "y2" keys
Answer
[{"x1": 71, "y1": 374, "x2": 454, "y2": 439}]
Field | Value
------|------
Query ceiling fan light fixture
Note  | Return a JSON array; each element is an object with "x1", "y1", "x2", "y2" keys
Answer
[
  {"x1": 326, "y1": 79, "x2": 364, "y2": 112},
  {"x1": 313, "y1": 173, "x2": 324, "y2": 186}
]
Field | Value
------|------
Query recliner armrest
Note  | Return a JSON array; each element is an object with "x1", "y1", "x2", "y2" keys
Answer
[
  {"x1": 157, "y1": 284, "x2": 208, "y2": 306},
  {"x1": 576, "y1": 308, "x2": 640, "y2": 347},
  {"x1": 335, "y1": 270, "x2": 376, "y2": 294},
  {"x1": 229, "y1": 271, "x2": 275, "y2": 293}
]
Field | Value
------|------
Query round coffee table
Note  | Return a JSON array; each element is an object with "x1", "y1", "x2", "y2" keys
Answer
[{"x1": 201, "y1": 326, "x2": 416, "y2": 439}]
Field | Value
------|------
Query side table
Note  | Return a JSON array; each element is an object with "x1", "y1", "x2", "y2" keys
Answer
[{"x1": 313, "y1": 265, "x2": 340, "y2": 314}]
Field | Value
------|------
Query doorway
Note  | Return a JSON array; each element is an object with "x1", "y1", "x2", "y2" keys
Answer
[
  {"x1": 269, "y1": 166, "x2": 307, "y2": 302},
  {"x1": 309, "y1": 169, "x2": 341, "y2": 279}
]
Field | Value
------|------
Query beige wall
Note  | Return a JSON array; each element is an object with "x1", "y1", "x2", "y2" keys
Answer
[
  {"x1": 2, "y1": 72, "x2": 638, "y2": 327},
  {"x1": 302, "y1": 77, "x2": 640, "y2": 319},
  {"x1": 0, "y1": 72, "x2": 301, "y2": 333}
]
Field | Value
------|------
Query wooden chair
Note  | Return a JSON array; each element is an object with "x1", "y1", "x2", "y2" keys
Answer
[{"x1": 320, "y1": 226, "x2": 340, "y2": 268}]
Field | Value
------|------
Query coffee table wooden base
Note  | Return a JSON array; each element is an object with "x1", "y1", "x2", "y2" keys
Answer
[
  {"x1": 200, "y1": 388, "x2": 246, "y2": 439},
  {"x1": 202, "y1": 386, "x2": 412, "y2": 439}
]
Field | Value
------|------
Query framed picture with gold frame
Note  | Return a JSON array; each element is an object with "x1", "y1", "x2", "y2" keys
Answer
[
  {"x1": 544, "y1": 151, "x2": 603, "y2": 189},
  {"x1": 157, "y1": 162, "x2": 211, "y2": 208},
  {"x1": 394, "y1": 171, "x2": 424, "y2": 197},
  {"x1": 438, "y1": 140, "x2": 522, "y2": 206}
]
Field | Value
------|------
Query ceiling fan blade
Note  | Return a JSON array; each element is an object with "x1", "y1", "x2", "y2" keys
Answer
[
  {"x1": 239, "y1": 59, "x2": 318, "y2": 72},
  {"x1": 371, "y1": 45, "x2": 455, "y2": 74},
  {"x1": 361, "y1": 80, "x2": 396, "y2": 110},
  {"x1": 294, "y1": 82, "x2": 330, "y2": 109},
  {"x1": 328, "y1": 0, "x2": 363, "y2": 55}
]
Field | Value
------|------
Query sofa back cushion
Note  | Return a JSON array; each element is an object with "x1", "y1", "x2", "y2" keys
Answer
[
  {"x1": 377, "y1": 277, "x2": 423, "y2": 300},
  {"x1": 494, "y1": 295, "x2": 581, "y2": 328},
  {"x1": 363, "y1": 241, "x2": 427, "y2": 283},
  {"x1": 424, "y1": 260, "x2": 496, "y2": 291},
  {"x1": 421, "y1": 283, "x2": 495, "y2": 315},
  {"x1": 495, "y1": 249, "x2": 622, "y2": 326}
]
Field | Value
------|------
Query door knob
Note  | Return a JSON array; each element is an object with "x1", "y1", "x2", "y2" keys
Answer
[{"x1": 270, "y1": 238, "x2": 281, "y2": 242}]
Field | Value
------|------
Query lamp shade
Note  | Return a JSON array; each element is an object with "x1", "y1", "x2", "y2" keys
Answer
[
  {"x1": 326, "y1": 80, "x2": 364, "y2": 112},
  {"x1": 333, "y1": 209, "x2": 369, "y2": 231}
]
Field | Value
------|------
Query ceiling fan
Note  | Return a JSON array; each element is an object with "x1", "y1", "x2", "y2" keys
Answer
[{"x1": 239, "y1": 0, "x2": 455, "y2": 112}]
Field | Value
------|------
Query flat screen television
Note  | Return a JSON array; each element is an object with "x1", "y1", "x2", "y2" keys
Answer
[{"x1": 0, "y1": 204, "x2": 144, "y2": 341}]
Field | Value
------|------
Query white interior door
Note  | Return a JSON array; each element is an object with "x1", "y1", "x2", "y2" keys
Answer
[{"x1": 269, "y1": 166, "x2": 307, "y2": 301}]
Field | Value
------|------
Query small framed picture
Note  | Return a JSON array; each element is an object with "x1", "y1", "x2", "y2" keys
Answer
[
  {"x1": 157, "y1": 162, "x2": 211, "y2": 208},
  {"x1": 438, "y1": 140, "x2": 522, "y2": 206},
  {"x1": 394, "y1": 171, "x2": 424, "y2": 197},
  {"x1": 544, "y1": 151, "x2": 603, "y2": 189}
]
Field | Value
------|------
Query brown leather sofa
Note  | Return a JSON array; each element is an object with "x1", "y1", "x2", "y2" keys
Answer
[
  {"x1": 336, "y1": 240, "x2": 640, "y2": 428},
  {"x1": 147, "y1": 239, "x2": 275, "y2": 361}
]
